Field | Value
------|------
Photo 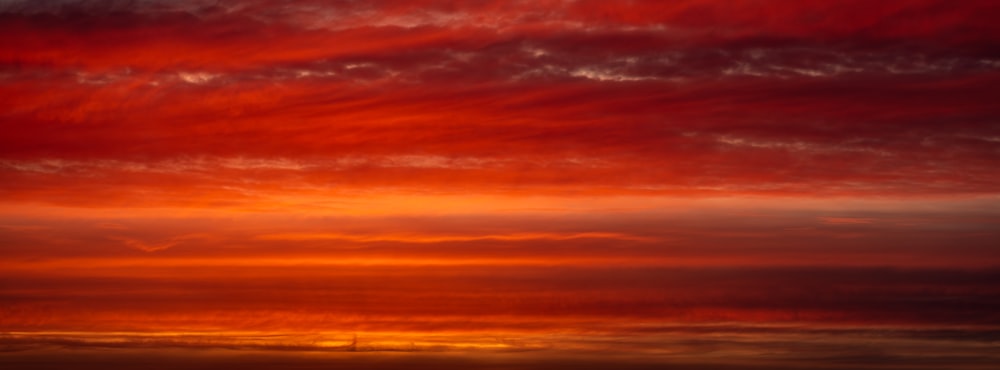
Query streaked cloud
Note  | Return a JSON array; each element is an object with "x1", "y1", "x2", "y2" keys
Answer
[
  {"x1": 1, "y1": 1, "x2": 998, "y2": 369},
  {"x1": 255, "y1": 231, "x2": 655, "y2": 243}
]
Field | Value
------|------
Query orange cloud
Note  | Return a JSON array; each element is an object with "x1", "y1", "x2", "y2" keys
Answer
[{"x1": 255, "y1": 231, "x2": 655, "y2": 243}]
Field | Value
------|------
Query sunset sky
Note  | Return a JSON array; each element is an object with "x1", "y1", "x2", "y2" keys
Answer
[{"x1": 2, "y1": 1, "x2": 999, "y2": 369}]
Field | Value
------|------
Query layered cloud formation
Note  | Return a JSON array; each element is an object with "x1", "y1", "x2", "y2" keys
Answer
[
  {"x1": 1, "y1": 1, "x2": 999, "y2": 369},
  {"x1": 3, "y1": 0, "x2": 999, "y2": 201}
]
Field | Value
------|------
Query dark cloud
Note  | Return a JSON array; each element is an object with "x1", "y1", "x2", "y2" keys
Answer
[
  {"x1": 3, "y1": 265, "x2": 999, "y2": 331},
  {"x1": 1, "y1": 324, "x2": 998, "y2": 370}
]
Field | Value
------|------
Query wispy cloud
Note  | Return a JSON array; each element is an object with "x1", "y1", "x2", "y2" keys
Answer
[
  {"x1": 255, "y1": 231, "x2": 655, "y2": 243},
  {"x1": 818, "y1": 217, "x2": 875, "y2": 225},
  {"x1": 110, "y1": 234, "x2": 208, "y2": 252}
]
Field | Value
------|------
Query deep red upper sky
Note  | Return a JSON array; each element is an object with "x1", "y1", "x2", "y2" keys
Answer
[{"x1": 2, "y1": 0, "x2": 999, "y2": 200}]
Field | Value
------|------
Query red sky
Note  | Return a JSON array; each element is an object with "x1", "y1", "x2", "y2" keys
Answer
[{"x1": 2, "y1": 1, "x2": 999, "y2": 369}]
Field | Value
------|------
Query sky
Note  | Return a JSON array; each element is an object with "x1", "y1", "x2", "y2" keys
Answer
[{"x1": 1, "y1": 0, "x2": 999, "y2": 369}]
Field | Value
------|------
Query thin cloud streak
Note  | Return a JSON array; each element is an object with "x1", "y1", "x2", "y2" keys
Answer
[{"x1": 254, "y1": 231, "x2": 655, "y2": 243}]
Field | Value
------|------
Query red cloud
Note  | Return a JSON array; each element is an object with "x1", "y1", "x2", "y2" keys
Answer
[{"x1": 2, "y1": 2, "x2": 998, "y2": 368}]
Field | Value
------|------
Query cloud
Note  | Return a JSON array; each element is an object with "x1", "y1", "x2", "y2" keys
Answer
[
  {"x1": 112, "y1": 237, "x2": 179, "y2": 252},
  {"x1": 6, "y1": 324, "x2": 998, "y2": 370},
  {"x1": 1, "y1": 3, "x2": 999, "y2": 368},
  {"x1": 0, "y1": 224, "x2": 49, "y2": 231},
  {"x1": 110, "y1": 234, "x2": 207, "y2": 252},
  {"x1": 2, "y1": 1, "x2": 998, "y2": 204},
  {"x1": 818, "y1": 217, "x2": 875, "y2": 225},
  {"x1": 254, "y1": 231, "x2": 655, "y2": 243}
]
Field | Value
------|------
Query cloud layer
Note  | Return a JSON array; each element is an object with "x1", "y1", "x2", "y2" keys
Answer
[
  {"x1": 2, "y1": 1, "x2": 999, "y2": 369},
  {"x1": 2, "y1": 0, "x2": 999, "y2": 202}
]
